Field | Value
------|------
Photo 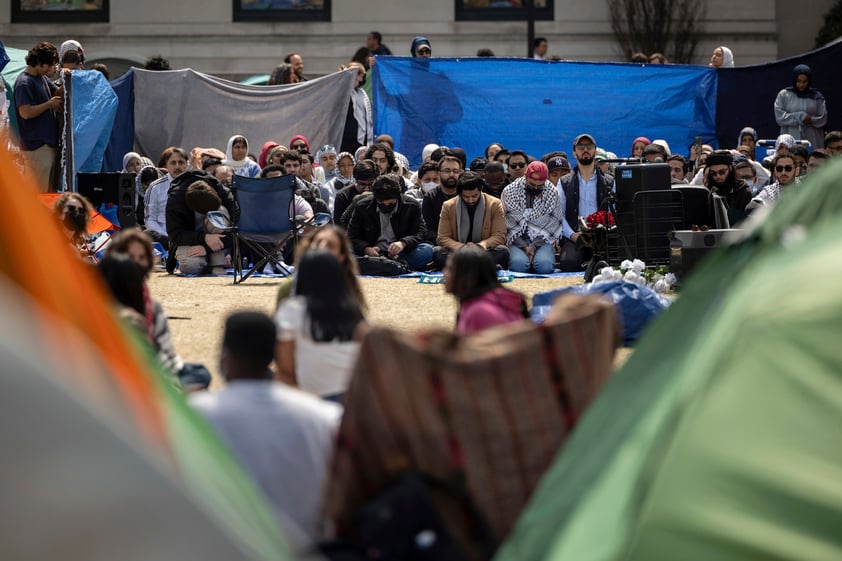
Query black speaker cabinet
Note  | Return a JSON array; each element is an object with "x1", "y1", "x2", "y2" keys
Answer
[{"x1": 77, "y1": 172, "x2": 136, "y2": 228}]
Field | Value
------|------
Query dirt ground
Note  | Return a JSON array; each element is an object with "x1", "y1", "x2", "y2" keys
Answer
[{"x1": 148, "y1": 272, "x2": 588, "y2": 385}]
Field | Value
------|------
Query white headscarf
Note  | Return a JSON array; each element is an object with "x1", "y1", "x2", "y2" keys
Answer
[
  {"x1": 122, "y1": 152, "x2": 142, "y2": 172},
  {"x1": 719, "y1": 46, "x2": 734, "y2": 68},
  {"x1": 224, "y1": 135, "x2": 250, "y2": 168}
]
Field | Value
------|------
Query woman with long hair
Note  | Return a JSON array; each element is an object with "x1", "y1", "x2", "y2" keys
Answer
[
  {"x1": 54, "y1": 192, "x2": 94, "y2": 258},
  {"x1": 274, "y1": 247, "x2": 366, "y2": 401},
  {"x1": 444, "y1": 245, "x2": 529, "y2": 335},
  {"x1": 275, "y1": 224, "x2": 366, "y2": 311}
]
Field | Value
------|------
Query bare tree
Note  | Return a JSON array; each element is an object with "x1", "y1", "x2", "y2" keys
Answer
[{"x1": 608, "y1": 0, "x2": 707, "y2": 64}]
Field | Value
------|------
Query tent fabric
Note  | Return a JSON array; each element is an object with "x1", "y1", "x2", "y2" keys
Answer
[
  {"x1": 102, "y1": 67, "x2": 135, "y2": 172},
  {"x1": 493, "y1": 158, "x2": 842, "y2": 561},
  {"x1": 0, "y1": 145, "x2": 293, "y2": 561},
  {"x1": 716, "y1": 39, "x2": 842, "y2": 150},
  {"x1": 127, "y1": 67, "x2": 356, "y2": 169},
  {"x1": 70, "y1": 70, "x2": 118, "y2": 174},
  {"x1": 372, "y1": 57, "x2": 718, "y2": 168}
]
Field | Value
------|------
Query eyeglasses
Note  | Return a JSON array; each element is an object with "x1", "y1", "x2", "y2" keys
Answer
[
  {"x1": 509, "y1": 162, "x2": 527, "y2": 169},
  {"x1": 575, "y1": 143, "x2": 595, "y2": 150},
  {"x1": 709, "y1": 168, "x2": 729, "y2": 178},
  {"x1": 292, "y1": 143, "x2": 307, "y2": 150},
  {"x1": 775, "y1": 165, "x2": 794, "y2": 172}
]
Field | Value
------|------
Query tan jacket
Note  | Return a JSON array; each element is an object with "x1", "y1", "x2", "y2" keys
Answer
[{"x1": 437, "y1": 193, "x2": 507, "y2": 250}]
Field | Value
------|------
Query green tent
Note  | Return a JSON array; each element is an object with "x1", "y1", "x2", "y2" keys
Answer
[{"x1": 495, "y1": 159, "x2": 842, "y2": 561}]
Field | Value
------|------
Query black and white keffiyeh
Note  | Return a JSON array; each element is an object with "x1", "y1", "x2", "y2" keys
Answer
[{"x1": 501, "y1": 177, "x2": 565, "y2": 244}]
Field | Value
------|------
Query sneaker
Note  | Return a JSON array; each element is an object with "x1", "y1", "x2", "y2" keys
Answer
[{"x1": 262, "y1": 262, "x2": 275, "y2": 276}]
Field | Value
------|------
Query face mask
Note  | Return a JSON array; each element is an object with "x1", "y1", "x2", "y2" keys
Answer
[
  {"x1": 377, "y1": 202, "x2": 397, "y2": 214},
  {"x1": 63, "y1": 209, "x2": 87, "y2": 232},
  {"x1": 421, "y1": 182, "x2": 438, "y2": 194}
]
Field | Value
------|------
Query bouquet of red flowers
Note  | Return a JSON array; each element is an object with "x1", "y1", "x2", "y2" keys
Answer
[{"x1": 584, "y1": 210, "x2": 616, "y2": 229}]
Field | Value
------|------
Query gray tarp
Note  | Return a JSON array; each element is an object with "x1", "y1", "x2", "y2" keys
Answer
[{"x1": 133, "y1": 68, "x2": 356, "y2": 161}]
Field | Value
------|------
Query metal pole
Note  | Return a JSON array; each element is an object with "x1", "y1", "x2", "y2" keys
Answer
[{"x1": 526, "y1": 0, "x2": 535, "y2": 58}]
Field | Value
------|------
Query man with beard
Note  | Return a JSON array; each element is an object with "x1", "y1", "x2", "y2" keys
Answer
[
  {"x1": 558, "y1": 134, "x2": 615, "y2": 271},
  {"x1": 280, "y1": 150, "x2": 329, "y2": 215},
  {"x1": 746, "y1": 153, "x2": 801, "y2": 214},
  {"x1": 702, "y1": 150, "x2": 753, "y2": 226},
  {"x1": 434, "y1": 171, "x2": 508, "y2": 270},
  {"x1": 421, "y1": 155, "x2": 462, "y2": 244}
]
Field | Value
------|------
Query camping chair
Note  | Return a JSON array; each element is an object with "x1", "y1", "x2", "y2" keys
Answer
[{"x1": 207, "y1": 174, "x2": 298, "y2": 284}]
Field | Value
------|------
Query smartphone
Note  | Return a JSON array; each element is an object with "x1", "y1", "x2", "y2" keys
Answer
[{"x1": 693, "y1": 136, "x2": 703, "y2": 156}]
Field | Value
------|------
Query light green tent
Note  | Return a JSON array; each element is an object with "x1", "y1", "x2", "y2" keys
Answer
[{"x1": 495, "y1": 159, "x2": 842, "y2": 561}]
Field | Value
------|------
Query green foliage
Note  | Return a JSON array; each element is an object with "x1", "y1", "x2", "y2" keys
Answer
[{"x1": 815, "y1": 0, "x2": 842, "y2": 48}]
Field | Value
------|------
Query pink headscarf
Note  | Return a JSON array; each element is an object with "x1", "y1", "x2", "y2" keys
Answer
[
  {"x1": 289, "y1": 135, "x2": 310, "y2": 152},
  {"x1": 630, "y1": 136, "x2": 651, "y2": 156},
  {"x1": 258, "y1": 141, "x2": 279, "y2": 168}
]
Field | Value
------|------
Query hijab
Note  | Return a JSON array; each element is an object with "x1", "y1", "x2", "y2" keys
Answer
[
  {"x1": 718, "y1": 46, "x2": 734, "y2": 68},
  {"x1": 785, "y1": 64, "x2": 823, "y2": 100},
  {"x1": 258, "y1": 141, "x2": 279, "y2": 168},
  {"x1": 224, "y1": 135, "x2": 251, "y2": 169},
  {"x1": 122, "y1": 151, "x2": 142, "y2": 172}
]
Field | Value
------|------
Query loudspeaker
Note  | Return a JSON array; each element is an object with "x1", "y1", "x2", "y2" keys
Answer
[{"x1": 77, "y1": 172, "x2": 136, "y2": 228}]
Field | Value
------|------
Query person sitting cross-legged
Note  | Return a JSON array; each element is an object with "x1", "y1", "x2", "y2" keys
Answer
[
  {"x1": 347, "y1": 173, "x2": 433, "y2": 273},
  {"x1": 434, "y1": 171, "x2": 509, "y2": 270},
  {"x1": 502, "y1": 161, "x2": 569, "y2": 274}
]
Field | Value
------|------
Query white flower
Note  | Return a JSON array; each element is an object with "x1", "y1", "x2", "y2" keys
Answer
[
  {"x1": 651, "y1": 273, "x2": 664, "y2": 283},
  {"x1": 636, "y1": 275, "x2": 647, "y2": 286},
  {"x1": 620, "y1": 260, "x2": 633, "y2": 271},
  {"x1": 632, "y1": 259, "x2": 646, "y2": 273},
  {"x1": 653, "y1": 279, "x2": 669, "y2": 293},
  {"x1": 624, "y1": 271, "x2": 639, "y2": 283},
  {"x1": 601, "y1": 266, "x2": 615, "y2": 279},
  {"x1": 591, "y1": 274, "x2": 604, "y2": 283},
  {"x1": 664, "y1": 273, "x2": 677, "y2": 286}
]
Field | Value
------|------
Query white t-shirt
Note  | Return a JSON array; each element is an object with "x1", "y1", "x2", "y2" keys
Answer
[
  {"x1": 275, "y1": 296, "x2": 360, "y2": 397},
  {"x1": 189, "y1": 380, "x2": 341, "y2": 552}
]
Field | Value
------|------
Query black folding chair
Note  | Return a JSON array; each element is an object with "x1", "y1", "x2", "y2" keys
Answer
[{"x1": 208, "y1": 174, "x2": 297, "y2": 284}]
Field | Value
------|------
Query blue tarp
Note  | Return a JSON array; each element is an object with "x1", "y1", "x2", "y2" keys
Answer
[
  {"x1": 71, "y1": 70, "x2": 118, "y2": 174},
  {"x1": 372, "y1": 57, "x2": 718, "y2": 167},
  {"x1": 102, "y1": 68, "x2": 135, "y2": 172}
]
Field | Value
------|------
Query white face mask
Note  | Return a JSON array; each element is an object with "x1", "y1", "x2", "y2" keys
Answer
[{"x1": 421, "y1": 181, "x2": 439, "y2": 194}]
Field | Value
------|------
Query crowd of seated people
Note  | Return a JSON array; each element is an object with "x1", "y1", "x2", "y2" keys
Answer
[{"x1": 80, "y1": 126, "x2": 836, "y2": 278}]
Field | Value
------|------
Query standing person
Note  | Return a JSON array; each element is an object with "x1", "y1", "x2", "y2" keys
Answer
[
  {"x1": 533, "y1": 37, "x2": 548, "y2": 60},
  {"x1": 558, "y1": 133, "x2": 615, "y2": 271},
  {"x1": 502, "y1": 161, "x2": 568, "y2": 274},
  {"x1": 709, "y1": 46, "x2": 734, "y2": 68},
  {"x1": 191, "y1": 311, "x2": 341, "y2": 553},
  {"x1": 284, "y1": 52, "x2": 306, "y2": 81},
  {"x1": 774, "y1": 64, "x2": 828, "y2": 149},
  {"x1": 275, "y1": 249, "x2": 367, "y2": 401},
  {"x1": 366, "y1": 31, "x2": 392, "y2": 56},
  {"x1": 59, "y1": 40, "x2": 84, "y2": 70},
  {"x1": 223, "y1": 134, "x2": 261, "y2": 178},
  {"x1": 339, "y1": 62, "x2": 373, "y2": 155},
  {"x1": 14, "y1": 42, "x2": 62, "y2": 192},
  {"x1": 444, "y1": 245, "x2": 528, "y2": 335},
  {"x1": 411, "y1": 36, "x2": 432, "y2": 58},
  {"x1": 268, "y1": 63, "x2": 298, "y2": 85}
]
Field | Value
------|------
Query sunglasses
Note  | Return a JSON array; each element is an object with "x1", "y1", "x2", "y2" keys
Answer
[
  {"x1": 509, "y1": 162, "x2": 527, "y2": 169},
  {"x1": 709, "y1": 168, "x2": 729, "y2": 177},
  {"x1": 292, "y1": 143, "x2": 307, "y2": 150},
  {"x1": 775, "y1": 165, "x2": 794, "y2": 172},
  {"x1": 64, "y1": 205, "x2": 84, "y2": 212},
  {"x1": 575, "y1": 143, "x2": 595, "y2": 150}
]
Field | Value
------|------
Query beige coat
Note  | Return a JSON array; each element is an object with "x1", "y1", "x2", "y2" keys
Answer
[{"x1": 437, "y1": 193, "x2": 507, "y2": 250}]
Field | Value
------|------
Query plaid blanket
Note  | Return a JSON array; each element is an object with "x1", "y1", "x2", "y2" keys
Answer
[{"x1": 323, "y1": 293, "x2": 620, "y2": 556}]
